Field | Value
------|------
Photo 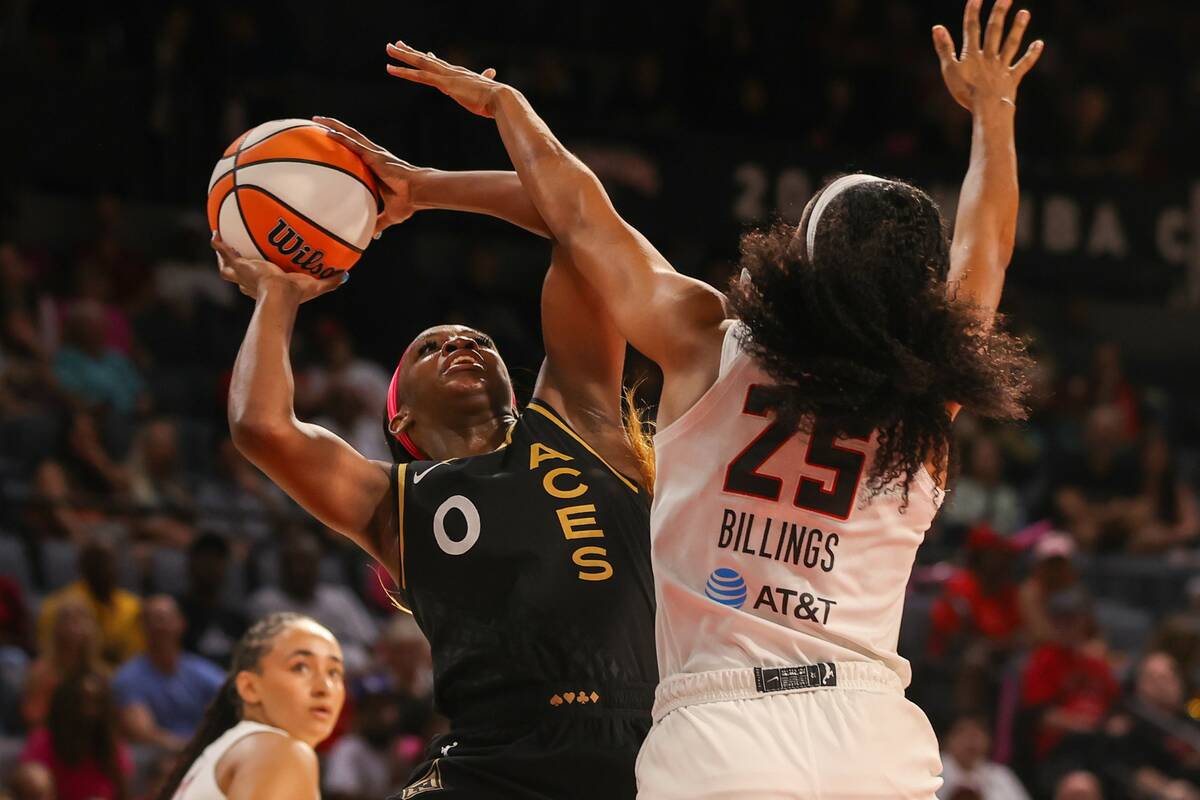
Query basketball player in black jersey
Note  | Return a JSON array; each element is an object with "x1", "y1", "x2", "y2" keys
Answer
[{"x1": 213, "y1": 154, "x2": 657, "y2": 797}]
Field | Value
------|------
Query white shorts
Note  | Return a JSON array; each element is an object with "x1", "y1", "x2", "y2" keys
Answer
[{"x1": 636, "y1": 662, "x2": 942, "y2": 800}]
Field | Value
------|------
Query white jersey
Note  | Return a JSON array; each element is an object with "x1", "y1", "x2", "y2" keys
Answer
[
  {"x1": 650, "y1": 322, "x2": 941, "y2": 687},
  {"x1": 173, "y1": 721, "x2": 292, "y2": 800}
]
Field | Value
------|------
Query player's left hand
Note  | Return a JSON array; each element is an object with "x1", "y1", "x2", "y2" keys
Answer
[
  {"x1": 933, "y1": 0, "x2": 1043, "y2": 112},
  {"x1": 385, "y1": 40, "x2": 503, "y2": 118},
  {"x1": 212, "y1": 234, "x2": 344, "y2": 303}
]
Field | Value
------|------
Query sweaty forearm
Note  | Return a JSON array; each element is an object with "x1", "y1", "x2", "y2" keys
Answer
[
  {"x1": 948, "y1": 100, "x2": 1019, "y2": 314},
  {"x1": 411, "y1": 169, "x2": 550, "y2": 238},
  {"x1": 228, "y1": 281, "x2": 303, "y2": 440},
  {"x1": 488, "y1": 87, "x2": 606, "y2": 244}
]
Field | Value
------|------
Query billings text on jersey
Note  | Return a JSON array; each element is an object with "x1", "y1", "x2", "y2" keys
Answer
[{"x1": 713, "y1": 506, "x2": 843, "y2": 626}]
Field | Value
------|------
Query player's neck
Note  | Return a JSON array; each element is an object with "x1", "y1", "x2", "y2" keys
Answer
[{"x1": 411, "y1": 414, "x2": 514, "y2": 461}]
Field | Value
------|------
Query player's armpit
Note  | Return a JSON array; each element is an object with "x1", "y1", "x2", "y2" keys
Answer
[{"x1": 230, "y1": 419, "x2": 395, "y2": 580}]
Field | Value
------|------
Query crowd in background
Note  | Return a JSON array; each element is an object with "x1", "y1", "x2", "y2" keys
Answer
[{"x1": 2, "y1": 1, "x2": 1200, "y2": 799}]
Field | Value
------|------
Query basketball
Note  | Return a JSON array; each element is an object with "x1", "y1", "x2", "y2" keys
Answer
[{"x1": 206, "y1": 118, "x2": 380, "y2": 280}]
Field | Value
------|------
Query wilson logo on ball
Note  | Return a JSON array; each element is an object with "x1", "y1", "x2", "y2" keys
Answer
[{"x1": 266, "y1": 219, "x2": 344, "y2": 280}]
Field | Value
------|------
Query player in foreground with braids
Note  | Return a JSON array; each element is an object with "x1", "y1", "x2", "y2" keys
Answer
[
  {"x1": 214, "y1": 136, "x2": 657, "y2": 797},
  {"x1": 384, "y1": 0, "x2": 1041, "y2": 795},
  {"x1": 156, "y1": 613, "x2": 343, "y2": 800}
]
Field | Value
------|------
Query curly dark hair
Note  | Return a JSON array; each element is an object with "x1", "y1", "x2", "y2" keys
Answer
[{"x1": 726, "y1": 177, "x2": 1033, "y2": 504}]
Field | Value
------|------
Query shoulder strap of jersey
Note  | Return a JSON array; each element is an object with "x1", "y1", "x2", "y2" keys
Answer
[
  {"x1": 390, "y1": 463, "x2": 412, "y2": 610},
  {"x1": 720, "y1": 321, "x2": 748, "y2": 378}
]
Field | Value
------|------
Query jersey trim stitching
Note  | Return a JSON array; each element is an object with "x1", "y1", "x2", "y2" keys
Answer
[{"x1": 525, "y1": 401, "x2": 639, "y2": 494}]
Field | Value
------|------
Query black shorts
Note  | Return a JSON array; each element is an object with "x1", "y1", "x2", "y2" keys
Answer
[{"x1": 390, "y1": 709, "x2": 651, "y2": 800}]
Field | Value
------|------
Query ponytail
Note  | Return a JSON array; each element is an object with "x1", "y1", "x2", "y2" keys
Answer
[{"x1": 155, "y1": 677, "x2": 240, "y2": 800}]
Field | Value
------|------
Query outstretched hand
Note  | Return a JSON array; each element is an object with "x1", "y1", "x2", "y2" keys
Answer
[
  {"x1": 212, "y1": 234, "x2": 344, "y2": 303},
  {"x1": 313, "y1": 116, "x2": 424, "y2": 236},
  {"x1": 385, "y1": 40, "x2": 502, "y2": 117},
  {"x1": 933, "y1": 0, "x2": 1043, "y2": 112}
]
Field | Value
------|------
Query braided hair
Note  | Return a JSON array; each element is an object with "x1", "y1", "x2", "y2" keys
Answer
[
  {"x1": 155, "y1": 612, "x2": 310, "y2": 800},
  {"x1": 727, "y1": 176, "x2": 1033, "y2": 505}
]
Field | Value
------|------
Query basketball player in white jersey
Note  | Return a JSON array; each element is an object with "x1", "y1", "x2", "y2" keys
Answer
[
  {"x1": 384, "y1": 0, "x2": 1041, "y2": 794},
  {"x1": 155, "y1": 613, "x2": 344, "y2": 800}
]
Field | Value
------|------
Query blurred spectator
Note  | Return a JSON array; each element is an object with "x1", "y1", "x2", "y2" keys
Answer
[
  {"x1": 37, "y1": 539, "x2": 144, "y2": 666},
  {"x1": 192, "y1": 437, "x2": 279, "y2": 542},
  {"x1": 1054, "y1": 770, "x2": 1104, "y2": 800},
  {"x1": 175, "y1": 531, "x2": 247, "y2": 667},
  {"x1": 930, "y1": 527, "x2": 1022, "y2": 659},
  {"x1": 19, "y1": 671, "x2": 132, "y2": 800},
  {"x1": 1088, "y1": 344, "x2": 1140, "y2": 441},
  {"x1": 52, "y1": 300, "x2": 146, "y2": 419},
  {"x1": 943, "y1": 436, "x2": 1025, "y2": 536},
  {"x1": 938, "y1": 714, "x2": 1030, "y2": 800},
  {"x1": 1127, "y1": 432, "x2": 1200, "y2": 553},
  {"x1": 313, "y1": 381, "x2": 390, "y2": 463},
  {"x1": 25, "y1": 411, "x2": 131, "y2": 546},
  {"x1": 247, "y1": 529, "x2": 377, "y2": 671},
  {"x1": 927, "y1": 526, "x2": 1022, "y2": 727},
  {"x1": 1021, "y1": 590, "x2": 1119, "y2": 787},
  {"x1": 1018, "y1": 533, "x2": 1082, "y2": 646},
  {"x1": 126, "y1": 418, "x2": 194, "y2": 547},
  {"x1": 1104, "y1": 651, "x2": 1200, "y2": 799},
  {"x1": 4, "y1": 762, "x2": 56, "y2": 800},
  {"x1": 297, "y1": 319, "x2": 389, "y2": 418},
  {"x1": 21, "y1": 599, "x2": 105, "y2": 730},
  {"x1": 298, "y1": 320, "x2": 391, "y2": 462},
  {"x1": 112, "y1": 595, "x2": 223, "y2": 750},
  {"x1": 0, "y1": 573, "x2": 31, "y2": 652},
  {"x1": 60, "y1": 267, "x2": 133, "y2": 357},
  {"x1": 323, "y1": 686, "x2": 402, "y2": 800},
  {"x1": 1052, "y1": 406, "x2": 1142, "y2": 551},
  {"x1": 127, "y1": 418, "x2": 192, "y2": 520}
]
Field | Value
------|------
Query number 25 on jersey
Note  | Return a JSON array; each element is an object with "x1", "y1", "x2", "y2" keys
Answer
[{"x1": 723, "y1": 385, "x2": 868, "y2": 521}]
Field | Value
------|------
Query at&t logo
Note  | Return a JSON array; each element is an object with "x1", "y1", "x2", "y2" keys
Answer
[{"x1": 704, "y1": 567, "x2": 747, "y2": 609}]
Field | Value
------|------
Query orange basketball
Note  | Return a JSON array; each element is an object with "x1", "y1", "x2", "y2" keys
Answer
[{"x1": 206, "y1": 119, "x2": 380, "y2": 280}]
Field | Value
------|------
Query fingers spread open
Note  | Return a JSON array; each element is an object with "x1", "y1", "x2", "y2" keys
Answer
[
  {"x1": 963, "y1": 0, "x2": 983, "y2": 55},
  {"x1": 1000, "y1": 9, "x2": 1031, "y2": 65},
  {"x1": 984, "y1": 0, "x2": 1012, "y2": 56},
  {"x1": 1012, "y1": 39, "x2": 1044, "y2": 80}
]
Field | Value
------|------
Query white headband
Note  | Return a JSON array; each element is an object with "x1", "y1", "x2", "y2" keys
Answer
[{"x1": 804, "y1": 174, "x2": 888, "y2": 259}]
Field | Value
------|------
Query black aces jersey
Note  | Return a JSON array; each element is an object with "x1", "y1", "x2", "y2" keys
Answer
[{"x1": 390, "y1": 400, "x2": 657, "y2": 730}]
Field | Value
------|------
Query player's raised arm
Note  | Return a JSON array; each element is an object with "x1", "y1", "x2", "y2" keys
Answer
[
  {"x1": 214, "y1": 236, "x2": 397, "y2": 578},
  {"x1": 933, "y1": 0, "x2": 1042, "y2": 324},
  {"x1": 382, "y1": 42, "x2": 728, "y2": 381},
  {"x1": 312, "y1": 115, "x2": 552, "y2": 239}
]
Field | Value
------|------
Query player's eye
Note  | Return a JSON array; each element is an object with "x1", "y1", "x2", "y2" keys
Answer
[
  {"x1": 290, "y1": 662, "x2": 309, "y2": 674},
  {"x1": 419, "y1": 340, "x2": 438, "y2": 355},
  {"x1": 474, "y1": 335, "x2": 493, "y2": 348}
]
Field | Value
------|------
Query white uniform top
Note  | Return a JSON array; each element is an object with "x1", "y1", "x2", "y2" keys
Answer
[
  {"x1": 173, "y1": 720, "x2": 293, "y2": 800},
  {"x1": 650, "y1": 322, "x2": 941, "y2": 687}
]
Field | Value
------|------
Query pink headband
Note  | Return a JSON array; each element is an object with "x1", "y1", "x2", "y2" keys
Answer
[
  {"x1": 386, "y1": 343, "x2": 428, "y2": 461},
  {"x1": 384, "y1": 339, "x2": 518, "y2": 462}
]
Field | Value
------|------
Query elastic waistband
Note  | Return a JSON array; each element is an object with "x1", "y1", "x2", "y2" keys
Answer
[
  {"x1": 450, "y1": 682, "x2": 656, "y2": 729},
  {"x1": 652, "y1": 661, "x2": 902, "y2": 722}
]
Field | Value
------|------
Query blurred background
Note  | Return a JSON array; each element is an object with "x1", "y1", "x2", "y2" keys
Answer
[{"x1": 1, "y1": 1, "x2": 1198, "y2": 799}]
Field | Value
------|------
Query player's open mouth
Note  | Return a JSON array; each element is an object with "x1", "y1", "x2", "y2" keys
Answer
[
  {"x1": 443, "y1": 354, "x2": 485, "y2": 374},
  {"x1": 309, "y1": 706, "x2": 334, "y2": 720}
]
